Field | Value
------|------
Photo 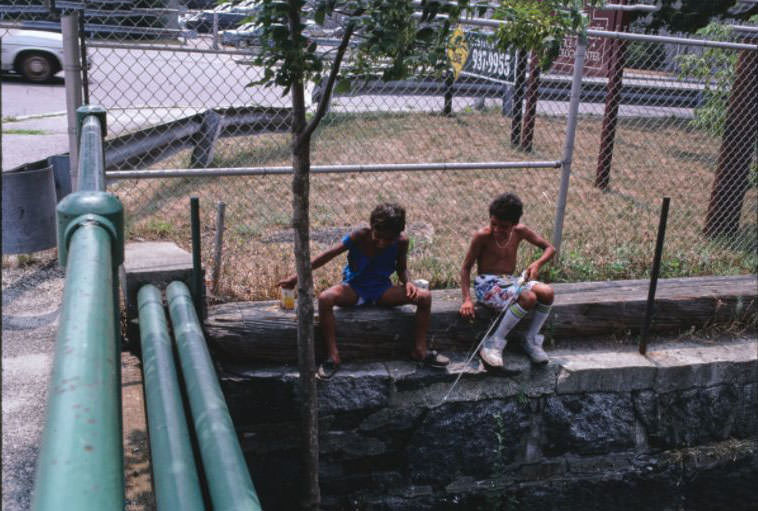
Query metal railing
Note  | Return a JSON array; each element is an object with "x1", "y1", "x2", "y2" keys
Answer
[{"x1": 32, "y1": 105, "x2": 125, "y2": 511}]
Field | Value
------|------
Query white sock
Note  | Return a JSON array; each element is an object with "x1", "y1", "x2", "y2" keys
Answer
[
  {"x1": 492, "y1": 303, "x2": 528, "y2": 343},
  {"x1": 525, "y1": 302, "x2": 551, "y2": 340}
]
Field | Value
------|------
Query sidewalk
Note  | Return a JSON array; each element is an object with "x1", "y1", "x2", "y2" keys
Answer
[{"x1": 2, "y1": 107, "x2": 201, "y2": 171}]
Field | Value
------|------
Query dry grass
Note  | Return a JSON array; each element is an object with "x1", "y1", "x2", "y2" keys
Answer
[{"x1": 112, "y1": 109, "x2": 757, "y2": 301}]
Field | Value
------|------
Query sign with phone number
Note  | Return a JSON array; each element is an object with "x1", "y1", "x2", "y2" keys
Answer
[{"x1": 447, "y1": 25, "x2": 517, "y2": 84}]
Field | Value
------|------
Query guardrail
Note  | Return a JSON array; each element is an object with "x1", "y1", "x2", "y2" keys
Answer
[{"x1": 32, "y1": 105, "x2": 125, "y2": 510}]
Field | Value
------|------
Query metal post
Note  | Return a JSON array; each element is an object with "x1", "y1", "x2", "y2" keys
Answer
[
  {"x1": 552, "y1": 34, "x2": 587, "y2": 253},
  {"x1": 62, "y1": 13, "x2": 84, "y2": 190},
  {"x1": 166, "y1": 281, "x2": 262, "y2": 511},
  {"x1": 78, "y1": 10, "x2": 89, "y2": 105},
  {"x1": 190, "y1": 197, "x2": 203, "y2": 316},
  {"x1": 137, "y1": 285, "x2": 204, "y2": 511},
  {"x1": 212, "y1": 12, "x2": 219, "y2": 50},
  {"x1": 211, "y1": 201, "x2": 226, "y2": 296},
  {"x1": 639, "y1": 197, "x2": 670, "y2": 355}
]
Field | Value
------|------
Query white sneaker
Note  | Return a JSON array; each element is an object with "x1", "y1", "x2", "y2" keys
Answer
[
  {"x1": 480, "y1": 336, "x2": 506, "y2": 368},
  {"x1": 522, "y1": 334, "x2": 549, "y2": 364}
]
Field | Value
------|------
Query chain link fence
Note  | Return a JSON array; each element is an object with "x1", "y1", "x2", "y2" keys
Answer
[{"x1": 2, "y1": 2, "x2": 756, "y2": 301}]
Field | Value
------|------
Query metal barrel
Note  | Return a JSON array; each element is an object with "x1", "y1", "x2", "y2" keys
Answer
[
  {"x1": 137, "y1": 285, "x2": 205, "y2": 511},
  {"x1": 166, "y1": 281, "x2": 262, "y2": 511},
  {"x1": 31, "y1": 224, "x2": 123, "y2": 511}
]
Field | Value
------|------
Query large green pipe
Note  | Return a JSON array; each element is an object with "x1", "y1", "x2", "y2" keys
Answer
[
  {"x1": 166, "y1": 281, "x2": 261, "y2": 511},
  {"x1": 32, "y1": 224, "x2": 123, "y2": 511},
  {"x1": 75, "y1": 107, "x2": 107, "y2": 192},
  {"x1": 137, "y1": 285, "x2": 205, "y2": 511}
]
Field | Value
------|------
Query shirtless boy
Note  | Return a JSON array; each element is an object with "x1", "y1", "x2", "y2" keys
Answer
[
  {"x1": 459, "y1": 192, "x2": 556, "y2": 366},
  {"x1": 280, "y1": 203, "x2": 449, "y2": 379}
]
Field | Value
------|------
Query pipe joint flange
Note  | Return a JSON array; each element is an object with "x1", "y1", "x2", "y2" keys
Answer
[{"x1": 61, "y1": 213, "x2": 120, "y2": 267}]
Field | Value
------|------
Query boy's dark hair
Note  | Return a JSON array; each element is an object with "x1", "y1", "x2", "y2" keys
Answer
[
  {"x1": 370, "y1": 203, "x2": 406, "y2": 235},
  {"x1": 489, "y1": 193, "x2": 523, "y2": 222}
]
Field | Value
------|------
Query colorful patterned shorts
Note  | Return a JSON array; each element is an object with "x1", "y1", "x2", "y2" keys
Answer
[{"x1": 474, "y1": 274, "x2": 539, "y2": 309}]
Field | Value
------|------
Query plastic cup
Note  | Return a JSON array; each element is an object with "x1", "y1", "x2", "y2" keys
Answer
[{"x1": 281, "y1": 287, "x2": 295, "y2": 310}]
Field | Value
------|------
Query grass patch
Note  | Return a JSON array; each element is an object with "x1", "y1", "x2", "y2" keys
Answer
[
  {"x1": 112, "y1": 109, "x2": 757, "y2": 301},
  {"x1": 3, "y1": 129, "x2": 46, "y2": 135}
]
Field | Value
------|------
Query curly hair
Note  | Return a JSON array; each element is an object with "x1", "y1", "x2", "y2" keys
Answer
[
  {"x1": 489, "y1": 193, "x2": 523, "y2": 223},
  {"x1": 370, "y1": 203, "x2": 406, "y2": 235}
]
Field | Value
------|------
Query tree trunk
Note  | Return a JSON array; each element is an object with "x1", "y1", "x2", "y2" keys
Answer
[
  {"x1": 288, "y1": 5, "x2": 319, "y2": 510},
  {"x1": 704, "y1": 47, "x2": 758, "y2": 239}
]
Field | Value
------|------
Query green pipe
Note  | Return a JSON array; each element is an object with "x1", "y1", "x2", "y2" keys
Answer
[
  {"x1": 32, "y1": 224, "x2": 123, "y2": 511},
  {"x1": 77, "y1": 115, "x2": 106, "y2": 192},
  {"x1": 137, "y1": 285, "x2": 205, "y2": 511},
  {"x1": 166, "y1": 281, "x2": 261, "y2": 511}
]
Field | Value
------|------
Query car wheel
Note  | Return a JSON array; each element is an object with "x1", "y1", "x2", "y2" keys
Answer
[{"x1": 18, "y1": 52, "x2": 56, "y2": 83}]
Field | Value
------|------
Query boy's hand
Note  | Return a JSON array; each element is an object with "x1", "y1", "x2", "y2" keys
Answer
[
  {"x1": 278, "y1": 275, "x2": 297, "y2": 289},
  {"x1": 405, "y1": 281, "x2": 418, "y2": 300},
  {"x1": 459, "y1": 298, "x2": 475, "y2": 319},
  {"x1": 526, "y1": 262, "x2": 541, "y2": 281}
]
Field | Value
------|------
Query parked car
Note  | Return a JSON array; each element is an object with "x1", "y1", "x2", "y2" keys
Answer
[{"x1": 1, "y1": 29, "x2": 64, "y2": 82}]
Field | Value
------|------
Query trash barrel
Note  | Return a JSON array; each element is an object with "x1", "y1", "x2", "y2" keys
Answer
[{"x1": 2, "y1": 164, "x2": 58, "y2": 254}]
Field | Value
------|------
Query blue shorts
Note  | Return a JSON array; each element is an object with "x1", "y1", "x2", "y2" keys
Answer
[{"x1": 344, "y1": 279, "x2": 392, "y2": 306}]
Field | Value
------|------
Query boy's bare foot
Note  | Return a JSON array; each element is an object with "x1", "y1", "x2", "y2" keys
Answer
[
  {"x1": 412, "y1": 349, "x2": 450, "y2": 368},
  {"x1": 316, "y1": 357, "x2": 341, "y2": 380}
]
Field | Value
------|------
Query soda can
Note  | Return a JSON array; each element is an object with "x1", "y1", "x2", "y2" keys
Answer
[{"x1": 412, "y1": 279, "x2": 430, "y2": 290}]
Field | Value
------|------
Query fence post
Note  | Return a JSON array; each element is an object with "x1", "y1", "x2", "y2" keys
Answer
[
  {"x1": 212, "y1": 12, "x2": 219, "y2": 50},
  {"x1": 211, "y1": 201, "x2": 226, "y2": 296},
  {"x1": 552, "y1": 34, "x2": 587, "y2": 254},
  {"x1": 62, "y1": 13, "x2": 83, "y2": 190}
]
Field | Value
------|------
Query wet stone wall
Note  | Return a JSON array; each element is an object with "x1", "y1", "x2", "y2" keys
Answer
[{"x1": 220, "y1": 347, "x2": 758, "y2": 511}]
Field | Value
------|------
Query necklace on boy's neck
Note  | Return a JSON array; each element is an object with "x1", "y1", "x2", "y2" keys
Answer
[{"x1": 494, "y1": 235, "x2": 509, "y2": 249}]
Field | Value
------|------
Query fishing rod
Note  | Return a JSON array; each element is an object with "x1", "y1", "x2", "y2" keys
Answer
[{"x1": 441, "y1": 270, "x2": 528, "y2": 403}]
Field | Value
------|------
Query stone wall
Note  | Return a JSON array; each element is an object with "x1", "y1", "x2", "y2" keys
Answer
[{"x1": 220, "y1": 341, "x2": 758, "y2": 510}]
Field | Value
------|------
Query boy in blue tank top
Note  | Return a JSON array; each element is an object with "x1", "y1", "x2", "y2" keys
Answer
[{"x1": 279, "y1": 203, "x2": 450, "y2": 379}]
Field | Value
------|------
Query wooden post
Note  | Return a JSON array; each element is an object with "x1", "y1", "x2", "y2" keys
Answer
[
  {"x1": 521, "y1": 51, "x2": 541, "y2": 152},
  {"x1": 594, "y1": 3, "x2": 628, "y2": 190},
  {"x1": 510, "y1": 50, "x2": 527, "y2": 147},
  {"x1": 704, "y1": 46, "x2": 757, "y2": 239},
  {"x1": 443, "y1": 71, "x2": 454, "y2": 116}
]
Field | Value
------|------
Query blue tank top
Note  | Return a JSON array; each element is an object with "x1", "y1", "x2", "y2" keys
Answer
[{"x1": 341, "y1": 233, "x2": 398, "y2": 295}]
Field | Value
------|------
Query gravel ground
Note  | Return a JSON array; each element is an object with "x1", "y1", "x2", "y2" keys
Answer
[
  {"x1": 1, "y1": 251, "x2": 155, "y2": 511},
  {"x1": 2, "y1": 250, "x2": 63, "y2": 511}
]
